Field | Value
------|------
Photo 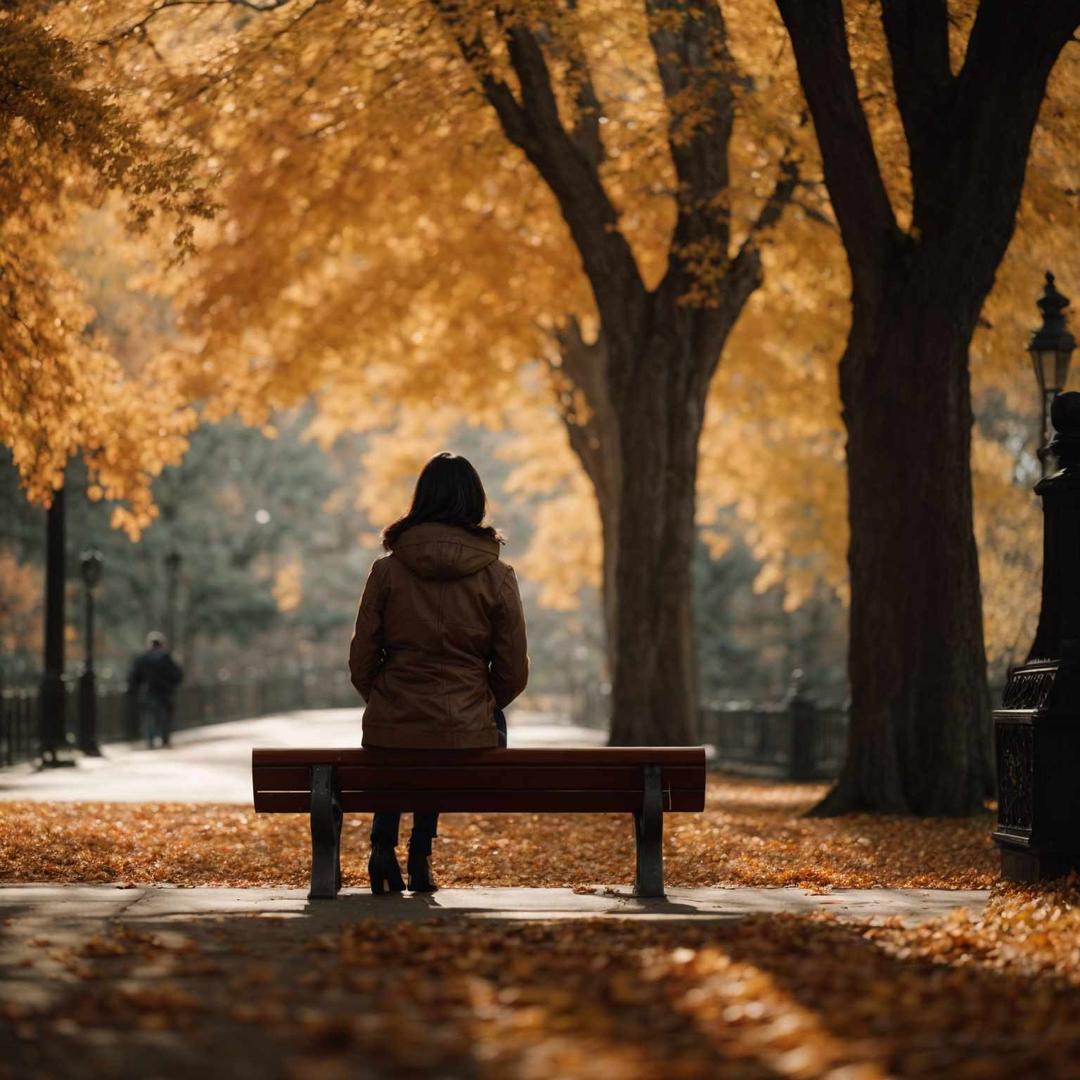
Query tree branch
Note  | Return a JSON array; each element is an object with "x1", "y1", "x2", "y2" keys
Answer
[
  {"x1": 434, "y1": 3, "x2": 646, "y2": 344},
  {"x1": 947, "y1": 0, "x2": 1080, "y2": 221},
  {"x1": 775, "y1": 0, "x2": 896, "y2": 284},
  {"x1": 741, "y1": 154, "x2": 799, "y2": 251},
  {"x1": 532, "y1": 5, "x2": 604, "y2": 170},
  {"x1": 681, "y1": 155, "x2": 797, "y2": 379},
  {"x1": 930, "y1": 0, "x2": 1080, "y2": 289},
  {"x1": 102, "y1": 0, "x2": 298, "y2": 44},
  {"x1": 438, "y1": 6, "x2": 532, "y2": 149},
  {"x1": 905, "y1": 0, "x2": 1079, "y2": 282},
  {"x1": 645, "y1": 0, "x2": 735, "y2": 256},
  {"x1": 564, "y1": 37, "x2": 603, "y2": 170},
  {"x1": 880, "y1": 0, "x2": 953, "y2": 205}
]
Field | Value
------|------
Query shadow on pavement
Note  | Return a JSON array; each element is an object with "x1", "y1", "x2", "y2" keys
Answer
[{"x1": 1, "y1": 902, "x2": 1074, "y2": 1080}]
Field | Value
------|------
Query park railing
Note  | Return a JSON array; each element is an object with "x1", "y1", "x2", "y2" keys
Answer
[
  {"x1": 0, "y1": 669, "x2": 357, "y2": 768},
  {"x1": 575, "y1": 677, "x2": 1007, "y2": 781},
  {"x1": 573, "y1": 681, "x2": 849, "y2": 780},
  {"x1": 698, "y1": 696, "x2": 848, "y2": 780},
  {"x1": 0, "y1": 688, "x2": 36, "y2": 769}
]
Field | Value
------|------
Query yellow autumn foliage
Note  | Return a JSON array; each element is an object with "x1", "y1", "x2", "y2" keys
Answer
[
  {"x1": 0, "y1": 548, "x2": 42, "y2": 654},
  {"x1": 0, "y1": 7, "x2": 212, "y2": 535},
  {"x1": 271, "y1": 556, "x2": 304, "y2": 614},
  {"x1": 4, "y1": 1, "x2": 1075, "y2": 669}
]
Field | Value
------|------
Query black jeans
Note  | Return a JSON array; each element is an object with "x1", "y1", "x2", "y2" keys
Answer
[
  {"x1": 141, "y1": 695, "x2": 174, "y2": 748},
  {"x1": 371, "y1": 709, "x2": 506, "y2": 852}
]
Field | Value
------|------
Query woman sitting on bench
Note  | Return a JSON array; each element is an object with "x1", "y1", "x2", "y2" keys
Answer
[{"x1": 349, "y1": 451, "x2": 529, "y2": 894}]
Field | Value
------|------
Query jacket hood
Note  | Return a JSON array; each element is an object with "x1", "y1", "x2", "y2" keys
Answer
[{"x1": 390, "y1": 522, "x2": 500, "y2": 582}]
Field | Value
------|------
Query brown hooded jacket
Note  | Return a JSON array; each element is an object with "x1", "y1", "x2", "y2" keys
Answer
[{"x1": 349, "y1": 522, "x2": 529, "y2": 748}]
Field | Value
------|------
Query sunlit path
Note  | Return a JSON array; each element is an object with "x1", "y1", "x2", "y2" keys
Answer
[
  {"x1": 0, "y1": 708, "x2": 605, "y2": 804},
  {"x1": 0, "y1": 882, "x2": 987, "y2": 934}
]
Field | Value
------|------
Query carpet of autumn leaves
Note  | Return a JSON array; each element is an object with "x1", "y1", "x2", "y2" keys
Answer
[
  {"x1": 4, "y1": 881, "x2": 1080, "y2": 1078},
  {"x1": 0, "y1": 777, "x2": 997, "y2": 890},
  {"x1": 4, "y1": 776, "x2": 1080, "y2": 1078}
]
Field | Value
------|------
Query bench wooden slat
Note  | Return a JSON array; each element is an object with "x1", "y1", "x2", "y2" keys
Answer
[
  {"x1": 252, "y1": 747, "x2": 705, "y2": 768},
  {"x1": 252, "y1": 764, "x2": 705, "y2": 794},
  {"x1": 251, "y1": 744, "x2": 707, "y2": 899},
  {"x1": 254, "y1": 788, "x2": 703, "y2": 814}
]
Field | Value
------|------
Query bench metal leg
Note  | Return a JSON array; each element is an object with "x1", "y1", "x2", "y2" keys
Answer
[
  {"x1": 309, "y1": 765, "x2": 342, "y2": 900},
  {"x1": 633, "y1": 764, "x2": 664, "y2": 898}
]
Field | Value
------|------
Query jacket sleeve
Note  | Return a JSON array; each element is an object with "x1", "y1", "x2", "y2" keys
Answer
[
  {"x1": 349, "y1": 557, "x2": 389, "y2": 702},
  {"x1": 489, "y1": 565, "x2": 529, "y2": 709}
]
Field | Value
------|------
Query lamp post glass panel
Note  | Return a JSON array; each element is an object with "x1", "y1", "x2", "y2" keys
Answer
[
  {"x1": 78, "y1": 549, "x2": 104, "y2": 756},
  {"x1": 1030, "y1": 272, "x2": 1076, "y2": 475}
]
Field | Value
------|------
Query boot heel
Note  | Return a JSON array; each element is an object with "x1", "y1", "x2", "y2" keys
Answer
[
  {"x1": 407, "y1": 849, "x2": 438, "y2": 894},
  {"x1": 368, "y1": 846, "x2": 404, "y2": 895}
]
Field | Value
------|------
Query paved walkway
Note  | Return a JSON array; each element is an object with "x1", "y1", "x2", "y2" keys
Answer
[
  {"x1": 0, "y1": 883, "x2": 988, "y2": 929},
  {"x1": 0, "y1": 711, "x2": 989, "y2": 961},
  {"x1": 0, "y1": 882, "x2": 988, "y2": 1011},
  {"x1": 0, "y1": 707, "x2": 606, "y2": 803}
]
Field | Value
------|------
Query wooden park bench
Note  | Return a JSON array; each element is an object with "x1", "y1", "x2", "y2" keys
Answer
[{"x1": 251, "y1": 747, "x2": 707, "y2": 900}]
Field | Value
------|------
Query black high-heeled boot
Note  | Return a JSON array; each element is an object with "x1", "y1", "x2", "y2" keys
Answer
[
  {"x1": 407, "y1": 843, "x2": 438, "y2": 893},
  {"x1": 368, "y1": 844, "x2": 405, "y2": 895}
]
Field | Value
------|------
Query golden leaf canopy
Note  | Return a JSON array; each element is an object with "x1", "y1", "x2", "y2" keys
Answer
[
  {"x1": 3, "y1": 0, "x2": 1077, "y2": 661},
  {"x1": 0, "y1": 6, "x2": 212, "y2": 534}
]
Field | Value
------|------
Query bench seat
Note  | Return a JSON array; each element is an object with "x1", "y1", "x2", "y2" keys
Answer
[{"x1": 252, "y1": 746, "x2": 707, "y2": 900}]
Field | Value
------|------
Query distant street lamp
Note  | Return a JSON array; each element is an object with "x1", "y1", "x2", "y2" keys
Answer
[
  {"x1": 38, "y1": 485, "x2": 74, "y2": 769},
  {"x1": 1029, "y1": 271, "x2": 1076, "y2": 477},
  {"x1": 78, "y1": 549, "x2": 104, "y2": 757},
  {"x1": 164, "y1": 549, "x2": 182, "y2": 650}
]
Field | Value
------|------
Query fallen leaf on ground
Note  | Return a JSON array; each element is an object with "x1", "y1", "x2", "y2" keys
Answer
[{"x1": 0, "y1": 777, "x2": 997, "y2": 890}]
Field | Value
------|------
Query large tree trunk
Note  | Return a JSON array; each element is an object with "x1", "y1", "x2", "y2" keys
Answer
[
  {"x1": 819, "y1": 268, "x2": 992, "y2": 814},
  {"x1": 556, "y1": 318, "x2": 704, "y2": 745},
  {"x1": 776, "y1": 0, "x2": 1077, "y2": 815},
  {"x1": 554, "y1": 260, "x2": 763, "y2": 746},
  {"x1": 607, "y1": 335, "x2": 704, "y2": 745}
]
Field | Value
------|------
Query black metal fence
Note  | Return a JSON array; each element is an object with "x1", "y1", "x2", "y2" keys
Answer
[
  {"x1": 0, "y1": 690, "x2": 36, "y2": 769},
  {"x1": 575, "y1": 682, "x2": 849, "y2": 780},
  {"x1": 698, "y1": 696, "x2": 848, "y2": 780},
  {"x1": 4, "y1": 671, "x2": 1000, "y2": 778},
  {"x1": 0, "y1": 669, "x2": 357, "y2": 768}
]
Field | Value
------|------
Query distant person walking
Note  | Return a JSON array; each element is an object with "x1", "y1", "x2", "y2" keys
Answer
[
  {"x1": 128, "y1": 632, "x2": 184, "y2": 749},
  {"x1": 350, "y1": 452, "x2": 529, "y2": 895}
]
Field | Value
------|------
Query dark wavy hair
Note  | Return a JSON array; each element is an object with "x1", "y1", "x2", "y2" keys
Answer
[{"x1": 382, "y1": 452, "x2": 503, "y2": 551}]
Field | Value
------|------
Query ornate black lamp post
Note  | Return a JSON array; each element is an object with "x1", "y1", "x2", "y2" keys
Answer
[
  {"x1": 1029, "y1": 272, "x2": 1076, "y2": 477},
  {"x1": 38, "y1": 486, "x2": 74, "y2": 768},
  {"x1": 78, "y1": 549, "x2": 104, "y2": 757},
  {"x1": 164, "y1": 549, "x2": 182, "y2": 650},
  {"x1": 994, "y1": 273, "x2": 1079, "y2": 882}
]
